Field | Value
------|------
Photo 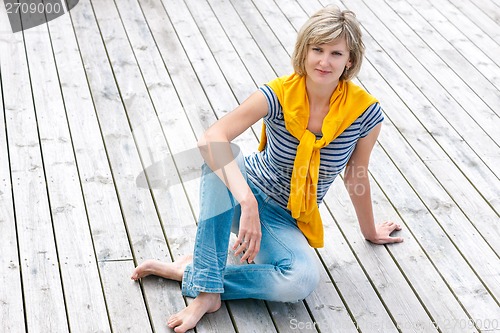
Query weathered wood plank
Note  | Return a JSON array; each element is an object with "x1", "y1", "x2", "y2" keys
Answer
[
  {"x1": 70, "y1": 0, "x2": 183, "y2": 331},
  {"x1": 432, "y1": 1, "x2": 500, "y2": 66},
  {"x1": 343, "y1": 0, "x2": 500, "y2": 220},
  {"x1": 0, "y1": 23, "x2": 25, "y2": 332},
  {"x1": 247, "y1": 0, "x2": 297, "y2": 56},
  {"x1": 323, "y1": 187, "x2": 438, "y2": 332},
  {"x1": 341, "y1": 0, "x2": 500, "y2": 300},
  {"x1": 359, "y1": 55, "x2": 500, "y2": 250},
  {"x1": 363, "y1": 167, "x2": 480, "y2": 333},
  {"x1": 48, "y1": 2, "x2": 132, "y2": 263},
  {"x1": 22, "y1": 4, "x2": 111, "y2": 331},
  {"x1": 357, "y1": 0, "x2": 499, "y2": 157},
  {"x1": 368, "y1": 127, "x2": 500, "y2": 322},
  {"x1": 205, "y1": 0, "x2": 278, "y2": 85},
  {"x1": 99, "y1": 260, "x2": 153, "y2": 332},
  {"x1": 1, "y1": 11, "x2": 68, "y2": 333},
  {"x1": 184, "y1": 0, "x2": 259, "y2": 104},
  {"x1": 48, "y1": 3, "x2": 153, "y2": 331},
  {"x1": 184, "y1": 0, "x2": 265, "y2": 136},
  {"x1": 229, "y1": 0, "x2": 293, "y2": 76},
  {"x1": 361, "y1": 28, "x2": 500, "y2": 211},
  {"x1": 452, "y1": 0, "x2": 500, "y2": 45},
  {"x1": 266, "y1": 301, "x2": 319, "y2": 333},
  {"x1": 317, "y1": 207, "x2": 401, "y2": 332},
  {"x1": 70, "y1": 0, "x2": 170, "y2": 269},
  {"x1": 361, "y1": 57, "x2": 496, "y2": 329},
  {"x1": 159, "y1": 0, "x2": 256, "y2": 163},
  {"x1": 426, "y1": 2, "x2": 500, "y2": 77},
  {"x1": 304, "y1": 252, "x2": 359, "y2": 333},
  {"x1": 114, "y1": 0, "x2": 200, "y2": 253},
  {"x1": 370, "y1": 151, "x2": 497, "y2": 332},
  {"x1": 385, "y1": 0, "x2": 500, "y2": 118},
  {"x1": 227, "y1": 299, "x2": 277, "y2": 333},
  {"x1": 161, "y1": 0, "x2": 238, "y2": 116},
  {"x1": 348, "y1": 0, "x2": 498, "y2": 304},
  {"x1": 118, "y1": 0, "x2": 236, "y2": 330},
  {"x1": 466, "y1": 0, "x2": 500, "y2": 26},
  {"x1": 351, "y1": 0, "x2": 500, "y2": 172},
  {"x1": 407, "y1": 0, "x2": 500, "y2": 89}
]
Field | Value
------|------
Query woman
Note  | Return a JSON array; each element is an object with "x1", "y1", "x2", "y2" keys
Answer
[{"x1": 132, "y1": 6, "x2": 403, "y2": 333}]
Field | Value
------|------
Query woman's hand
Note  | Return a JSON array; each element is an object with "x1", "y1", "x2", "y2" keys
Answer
[
  {"x1": 367, "y1": 221, "x2": 404, "y2": 245},
  {"x1": 233, "y1": 199, "x2": 262, "y2": 263}
]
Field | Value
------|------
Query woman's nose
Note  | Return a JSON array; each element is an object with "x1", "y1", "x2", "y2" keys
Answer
[{"x1": 319, "y1": 54, "x2": 328, "y2": 66}]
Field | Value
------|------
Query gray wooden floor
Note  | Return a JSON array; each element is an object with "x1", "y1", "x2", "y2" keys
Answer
[{"x1": 1, "y1": 0, "x2": 499, "y2": 332}]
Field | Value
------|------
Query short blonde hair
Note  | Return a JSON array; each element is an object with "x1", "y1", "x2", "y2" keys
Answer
[{"x1": 291, "y1": 6, "x2": 365, "y2": 81}]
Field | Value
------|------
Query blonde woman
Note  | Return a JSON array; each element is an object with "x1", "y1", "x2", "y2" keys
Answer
[{"x1": 132, "y1": 6, "x2": 403, "y2": 333}]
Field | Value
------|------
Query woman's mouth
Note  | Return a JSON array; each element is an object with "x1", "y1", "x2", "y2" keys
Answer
[{"x1": 316, "y1": 69, "x2": 331, "y2": 75}]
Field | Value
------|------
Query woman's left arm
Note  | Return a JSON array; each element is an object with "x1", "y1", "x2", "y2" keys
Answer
[{"x1": 343, "y1": 123, "x2": 404, "y2": 244}]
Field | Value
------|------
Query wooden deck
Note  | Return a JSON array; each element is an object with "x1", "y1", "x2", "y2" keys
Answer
[{"x1": 1, "y1": 0, "x2": 499, "y2": 332}]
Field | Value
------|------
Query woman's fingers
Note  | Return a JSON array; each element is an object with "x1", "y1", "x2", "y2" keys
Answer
[
  {"x1": 233, "y1": 239, "x2": 247, "y2": 256},
  {"x1": 241, "y1": 238, "x2": 261, "y2": 263},
  {"x1": 382, "y1": 220, "x2": 401, "y2": 231},
  {"x1": 239, "y1": 240, "x2": 252, "y2": 262},
  {"x1": 383, "y1": 221, "x2": 403, "y2": 243},
  {"x1": 233, "y1": 232, "x2": 261, "y2": 263},
  {"x1": 373, "y1": 221, "x2": 404, "y2": 244},
  {"x1": 232, "y1": 231, "x2": 248, "y2": 252}
]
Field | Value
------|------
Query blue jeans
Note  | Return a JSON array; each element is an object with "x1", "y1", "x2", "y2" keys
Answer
[{"x1": 181, "y1": 154, "x2": 320, "y2": 302}]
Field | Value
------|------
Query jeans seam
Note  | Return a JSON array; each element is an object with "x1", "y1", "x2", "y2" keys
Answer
[
  {"x1": 258, "y1": 198, "x2": 268, "y2": 215},
  {"x1": 191, "y1": 285, "x2": 224, "y2": 294},
  {"x1": 222, "y1": 267, "x2": 278, "y2": 275},
  {"x1": 260, "y1": 218, "x2": 295, "y2": 270}
]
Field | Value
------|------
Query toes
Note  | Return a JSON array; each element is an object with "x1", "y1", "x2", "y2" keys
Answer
[
  {"x1": 130, "y1": 269, "x2": 141, "y2": 280},
  {"x1": 130, "y1": 260, "x2": 155, "y2": 280},
  {"x1": 174, "y1": 323, "x2": 190, "y2": 333},
  {"x1": 167, "y1": 314, "x2": 182, "y2": 328}
]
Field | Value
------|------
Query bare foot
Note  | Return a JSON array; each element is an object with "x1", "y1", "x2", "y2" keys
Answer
[
  {"x1": 167, "y1": 293, "x2": 221, "y2": 333},
  {"x1": 130, "y1": 255, "x2": 192, "y2": 281}
]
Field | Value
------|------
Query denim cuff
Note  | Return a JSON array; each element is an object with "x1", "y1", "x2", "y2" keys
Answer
[{"x1": 181, "y1": 264, "x2": 224, "y2": 297}]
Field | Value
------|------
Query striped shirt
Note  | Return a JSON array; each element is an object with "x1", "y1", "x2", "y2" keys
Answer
[{"x1": 245, "y1": 85, "x2": 384, "y2": 210}]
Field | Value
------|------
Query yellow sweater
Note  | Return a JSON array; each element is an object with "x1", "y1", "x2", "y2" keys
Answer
[{"x1": 258, "y1": 73, "x2": 378, "y2": 247}]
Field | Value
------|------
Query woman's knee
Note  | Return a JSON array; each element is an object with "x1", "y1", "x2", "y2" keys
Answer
[
  {"x1": 293, "y1": 261, "x2": 320, "y2": 299},
  {"x1": 275, "y1": 257, "x2": 320, "y2": 302}
]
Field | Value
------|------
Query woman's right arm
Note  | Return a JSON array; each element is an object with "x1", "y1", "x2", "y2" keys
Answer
[{"x1": 197, "y1": 90, "x2": 269, "y2": 263}]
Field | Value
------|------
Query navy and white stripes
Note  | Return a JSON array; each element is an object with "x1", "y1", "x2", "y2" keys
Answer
[{"x1": 245, "y1": 85, "x2": 384, "y2": 210}]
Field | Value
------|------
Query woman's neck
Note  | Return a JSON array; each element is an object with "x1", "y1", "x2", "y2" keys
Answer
[
  {"x1": 306, "y1": 77, "x2": 339, "y2": 110},
  {"x1": 305, "y1": 77, "x2": 340, "y2": 134}
]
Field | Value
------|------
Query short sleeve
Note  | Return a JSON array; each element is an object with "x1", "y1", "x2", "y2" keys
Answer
[
  {"x1": 359, "y1": 102, "x2": 384, "y2": 138},
  {"x1": 259, "y1": 85, "x2": 282, "y2": 122}
]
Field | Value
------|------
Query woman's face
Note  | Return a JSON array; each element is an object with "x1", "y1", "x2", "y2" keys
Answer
[{"x1": 305, "y1": 38, "x2": 352, "y2": 88}]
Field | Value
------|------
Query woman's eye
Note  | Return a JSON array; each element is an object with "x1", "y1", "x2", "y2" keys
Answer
[{"x1": 312, "y1": 47, "x2": 322, "y2": 52}]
